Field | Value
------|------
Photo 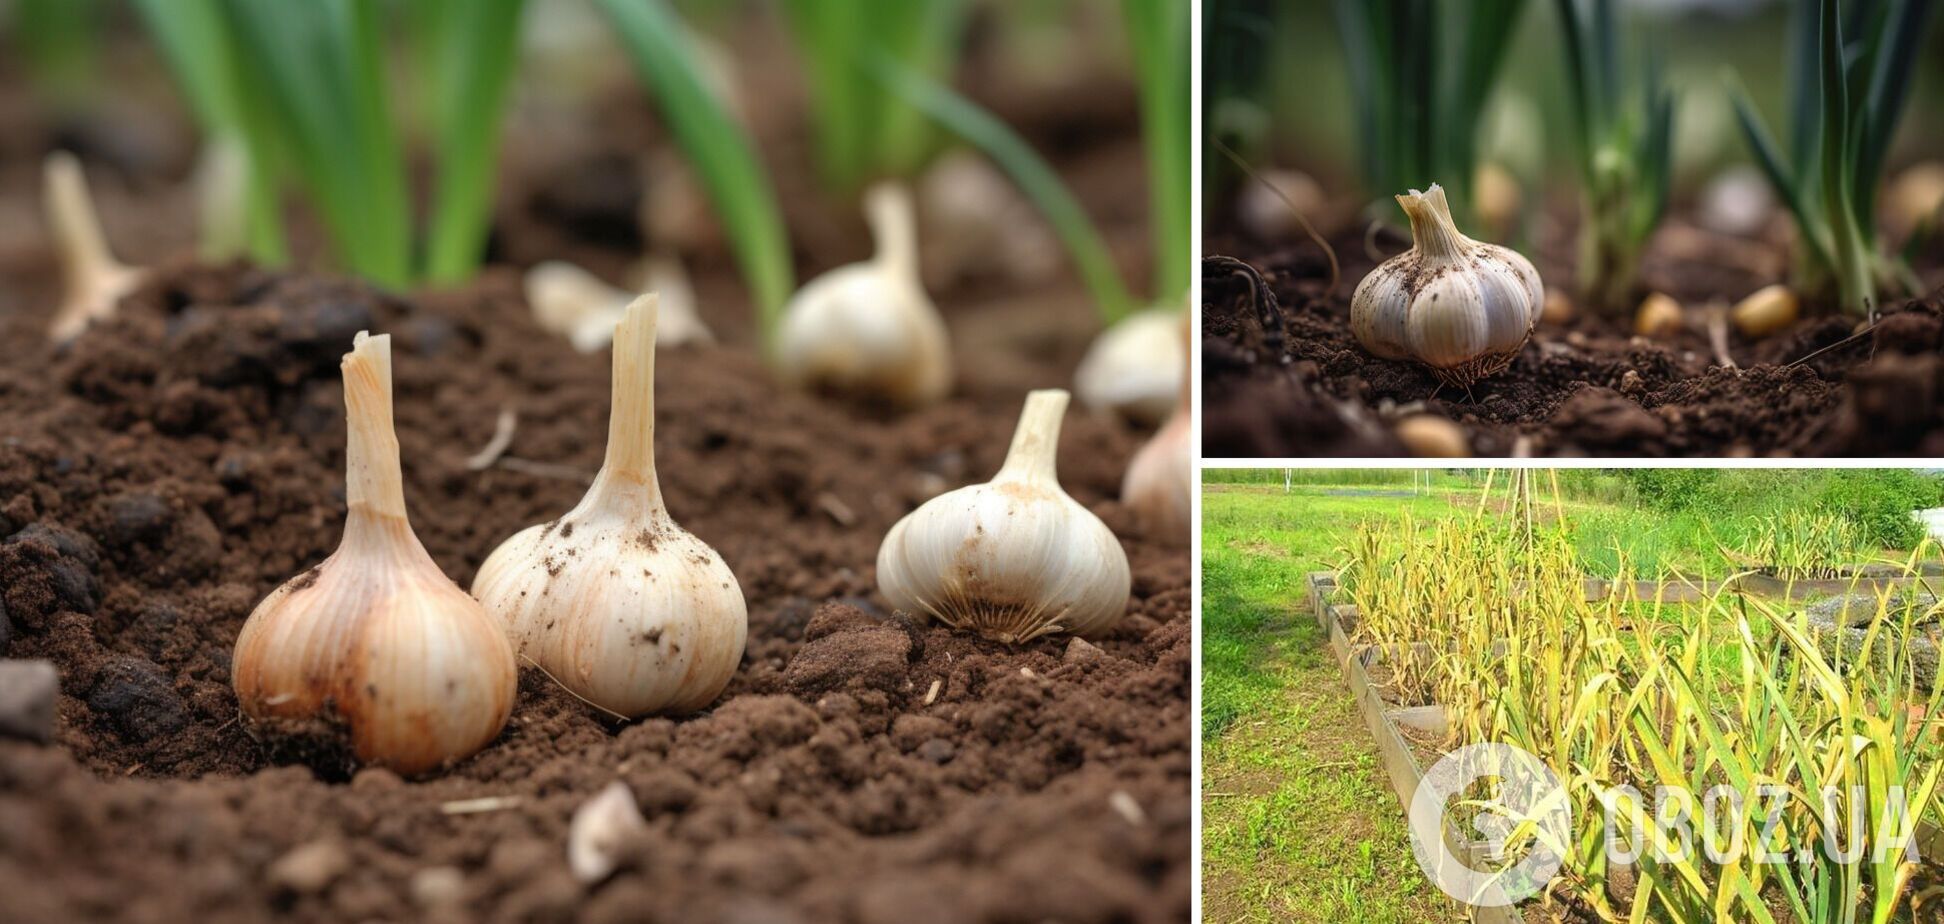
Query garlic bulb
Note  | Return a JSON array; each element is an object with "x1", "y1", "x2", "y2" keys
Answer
[
  {"x1": 525, "y1": 258, "x2": 712, "y2": 353},
  {"x1": 473, "y1": 295, "x2": 747, "y2": 718},
  {"x1": 877, "y1": 389, "x2": 1130, "y2": 642},
  {"x1": 1120, "y1": 316, "x2": 1190, "y2": 542},
  {"x1": 232, "y1": 333, "x2": 516, "y2": 775},
  {"x1": 1074, "y1": 306, "x2": 1187, "y2": 425},
  {"x1": 45, "y1": 151, "x2": 144, "y2": 343},
  {"x1": 1349, "y1": 184, "x2": 1542, "y2": 386},
  {"x1": 776, "y1": 183, "x2": 952, "y2": 406}
]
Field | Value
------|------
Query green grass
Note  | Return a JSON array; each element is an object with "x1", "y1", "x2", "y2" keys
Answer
[{"x1": 1201, "y1": 485, "x2": 1454, "y2": 922}]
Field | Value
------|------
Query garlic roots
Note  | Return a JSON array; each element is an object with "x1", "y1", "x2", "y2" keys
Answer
[
  {"x1": 232, "y1": 333, "x2": 516, "y2": 775},
  {"x1": 45, "y1": 151, "x2": 144, "y2": 344},
  {"x1": 473, "y1": 295, "x2": 747, "y2": 718},
  {"x1": 776, "y1": 183, "x2": 952, "y2": 406},
  {"x1": 877, "y1": 389, "x2": 1130, "y2": 643},
  {"x1": 1120, "y1": 316, "x2": 1191, "y2": 542},
  {"x1": 1075, "y1": 306, "x2": 1188, "y2": 425},
  {"x1": 1349, "y1": 184, "x2": 1541, "y2": 386},
  {"x1": 526, "y1": 258, "x2": 713, "y2": 353}
]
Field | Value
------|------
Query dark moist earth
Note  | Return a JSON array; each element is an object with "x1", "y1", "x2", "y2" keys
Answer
[
  {"x1": 0, "y1": 260, "x2": 1190, "y2": 923},
  {"x1": 1203, "y1": 216, "x2": 1944, "y2": 457}
]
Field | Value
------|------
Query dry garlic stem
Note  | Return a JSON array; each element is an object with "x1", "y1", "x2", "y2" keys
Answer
[
  {"x1": 45, "y1": 151, "x2": 144, "y2": 343},
  {"x1": 776, "y1": 183, "x2": 952, "y2": 406},
  {"x1": 877, "y1": 389, "x2": 1130, "y2": 643},
  {"x1": 1350, "y1": 184, "x2": 1541, "y2": 386},
  {"x1": 1120, "y1": 316, "x2": 1191, "y2": 542},
  {"x1": 233, "y1": 333, "x2": 516, "y2": 775},
  {"x1": 1075, "y1": 305, "x2": 1188, "y2": 425},
  {"x1": 473, "y1": 296, "x2": 747, "y2": 718},
  {"x1": 525, "y1": 259, "x2": 712, "y2": 353}
]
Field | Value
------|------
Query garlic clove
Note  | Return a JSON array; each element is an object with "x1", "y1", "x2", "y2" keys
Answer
[
  {"x1": 568, "y1": 781, "x2": 646, "y2": 884},
  {"x1": 525, "y1": 259, "x2": 712, "y2": 353},
  {"x1": 232, "y1": 333, "x2": 516, "y2": 775},
  {"x1": 194, "y1": 136, "x2": 252, "y2": 262},
  {"x1": 1888, "y1": 161, "x2": 1944, "y2": 235},
  {"x1": 1349, "y1": 184, "x2": 1540, "y2": 386},
  {"x1": 1395, "y1": 415, "x2": 1470, "y2": 457},
  {"x1": 1472, "y1": 162, "x2": 1522, "y2": 239},
  {"x1": 776, "y1": 182, "x2": 952, "y2": 406},
  {"x1": 1634, "y1": 292, "x2": 1684, "y2": 338},
  {"x1": 1236, "y1": 168, "x2": 1327, "y2": 241},
  {"x1": 44, "y1": 151, "x2": 145, "y2": 344},
  {"x1": 877, "y1": 389, "x2": 1131, "y2": 642},
  {"x1": 1120, "y1": 315, "x2": 1191, "y2": 543},
  {"x1": 1541, "y1": 289, "x2": 1575, "y2": 325},
  {"x1": 473, "y1": 296, "x2": 748, "y2": 719},
  {"x1": 1075, "y1": 306, "x2": 1189, "y2": 425},
  {"x1": 1730, "y1": 284, "x2": 1798, "y2": 339}
]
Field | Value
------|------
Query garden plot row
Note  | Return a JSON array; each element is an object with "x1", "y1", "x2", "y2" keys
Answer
[{"x1": 1304, "y1": 570, "x2": 1944, "y2": 922}]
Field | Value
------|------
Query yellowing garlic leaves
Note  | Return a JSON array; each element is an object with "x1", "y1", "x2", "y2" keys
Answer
[
  {"x1": 45, "y1": 151, "x2": 144, "y2": 344},
  {"x1": 776, "y1": 183, "x2": 951, "y2": 406},
  {"x1": 232, "y1": 333, "x2": 516, "y2": 775},
  {"x1": 877, "y1": 389, "x2": 1130, "y2": 643},
  {"x1": 1350, "y1": 184, "x2": 1541, "y2": 386},
  {"x1": 473, "y1": 295, "x2": 747, "y2": 719}
]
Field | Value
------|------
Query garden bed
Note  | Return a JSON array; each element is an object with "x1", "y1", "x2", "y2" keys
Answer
[
  {"x1": 1203, "y1": 219, "x2": 1944, "y2": 458},
  {"x1": 0, "y1": 32, "x2": 1190, "y2": 924}
]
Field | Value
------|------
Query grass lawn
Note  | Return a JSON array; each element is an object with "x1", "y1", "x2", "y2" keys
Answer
[{"x1": 1200, "y1": 484, "x2": 1455, "y2": 922}]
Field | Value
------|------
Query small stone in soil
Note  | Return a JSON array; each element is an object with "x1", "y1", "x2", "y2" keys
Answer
[
  {"x1": 267, "y1": 840, "x2": 350, "y2": 895},
  {"x1": 1064, "y1": 637, "x2": 1104, "y2": 664},
  {"x1": 410, "y1": 866, "x2": 467, "y2": 909},
  {"x1": 87, "y1": 655, "x2": 188, "y2": 742},
  {"x1": 916, "y1": 739, "x2": 955, "y2": 764},
  {"x1": 0, "y1": 659, "x2": 59, "y2": 743},
  {"x1": 103, "y1": 492, "x2": 173, "y2": 547}
]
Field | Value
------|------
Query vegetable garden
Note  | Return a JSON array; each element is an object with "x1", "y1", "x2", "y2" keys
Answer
[{"x1": 0, "y1": 2, "x2": 1190, "y2": 920}]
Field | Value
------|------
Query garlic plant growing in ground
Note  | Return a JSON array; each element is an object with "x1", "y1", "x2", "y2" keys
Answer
[
  {"x1": 232, "y1": 333, "x2": 516, "y2": 775},
  {"x1": 526, "y1": 257, "x2": 713, "y2": 353},
  {"x1": 877, "y1": 389, "x2": 1130, "y2": 643},
  {"x1": 44, "y1": 151, "x2": 145, "y2": 344},
  {"x1": 776, "y1": 183, "x2": 951, "y2": 406},
  {"x1": 1120, "y1": 316, "x2": 1190, "y2": 542},
  {"x1": 473, "y1": 295, "x2": 747, "y2": 718},
  {"x1": 1350, "y1": 183, "x2": 1542, "y2": 387},
  {"x1": 1074, "y1": 304, "x2": 1187, "y2": 424}
]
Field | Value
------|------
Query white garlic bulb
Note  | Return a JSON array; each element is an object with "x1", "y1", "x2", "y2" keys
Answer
[
  {"x1": 473, "y1": 295, "x2": 747, "y2": 718},
  {"x1": 877, "y1": 389, "x2": 1130, "y2": 643},
  {"x1": 233, "y1": 333, "x2": 516, "y2": 775},
  {"x1": 44, "y1": 151, "x2": 144, "y2": 343},
  {"x1": 776, "y1": 182, "x2": 952, "y2": 406},
  {"x1": 1074, "y1": 306, "x2": 1187, "y2": 425},
  {"x1": 1120, "y1": 317, "x2": 1191, "y2": 543},
  {"x1": 1349, "y1": 183, "x2": 1542, "y2": 386},
  {"x1": 525, "y1": 258, "x2": 713, "y2": 353}
]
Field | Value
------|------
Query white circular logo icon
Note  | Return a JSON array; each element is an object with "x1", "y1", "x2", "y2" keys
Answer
[{"x1": 1408, "y1": 743, "x2": 1571, "y2": 907}]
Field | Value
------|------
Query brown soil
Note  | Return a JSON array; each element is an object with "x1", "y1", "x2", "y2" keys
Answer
[
  {"x1": 1203, "y1": 217, "x2": 1944, "y2": 457},
  {"x1": 0, "y1": 29, "x2": 1188, "y2": 923}
]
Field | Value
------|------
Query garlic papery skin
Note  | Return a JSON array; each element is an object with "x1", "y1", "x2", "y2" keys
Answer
[
  {"x1": 877, "y1": 389, "x2": 1131, "y2": 643},
  {"x1": 1119, "y1": 315, "x2": 1190, "y2": 542},
  {"x1": 775, "y1": 183, "x2": 952, "y2": 406},
  {"x1": 1349, "y1": 183, "x2": 1542, "y2": 386},
  {"x1": 45, "y1": 151, "x2": 144, "y2": 344},
  {"x1": 525, "y1": 259, "x2": 712, "y2": 353},
  {"x1": 1074, "y1": 306, "x2": 1187, "y2": 425},
  {"x1": 232, "y1": 333, "x2": 516, "y2": 775},
  {"x1": 472, "y1": 295, "x2": 747, "y2": 718}
]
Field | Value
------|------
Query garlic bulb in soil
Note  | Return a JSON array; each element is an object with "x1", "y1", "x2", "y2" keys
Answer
[
  {"x1": 1349, "y1": 184, "x2": 1542, "y2": 387},
  {"x1": 232, "y1": 333, "x2": 516, "y2": 775},
  {"x1": 1120, "y1": 317, "x2": 1191, "y2": 542},
  {"x1": 776, "y1": 183, "x2": 952, "y2": 406},
  {"x1": 1074, "y1": 306, "x2": 1187, "y2": 425},
  {"x1": 526, "y1": 259, "x2": 713, "y2": 353},
  {"x1": 877, "y1": 389, "x2": 1130, "y2": 643},
  {"x1": 473, "y1": 295, "x2": 747, "y2": 718},
  {"x1": 45, "y1": 151, "x2": 144, "y2": 344}
]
